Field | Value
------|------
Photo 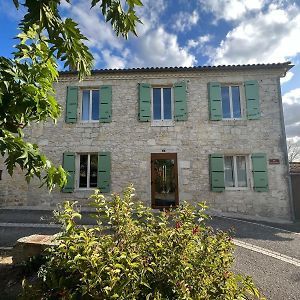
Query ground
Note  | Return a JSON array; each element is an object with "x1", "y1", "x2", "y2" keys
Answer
[{"x1": 0, "y1": 209, "x2": 299, "y2": 299}]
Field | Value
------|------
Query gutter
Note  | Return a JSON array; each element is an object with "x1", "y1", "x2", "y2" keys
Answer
[{"x1": 277, "y1": 76, "x2": 295, "y2": 221}]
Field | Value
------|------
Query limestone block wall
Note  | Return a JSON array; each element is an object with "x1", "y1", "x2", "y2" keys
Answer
[{"x1": 0, "y1": 67, "x2": 292, "y2": 221}]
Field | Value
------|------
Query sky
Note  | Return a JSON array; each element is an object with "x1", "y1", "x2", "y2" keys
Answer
[{"x1": 0, "y1": 0, "x2": 299, "y2": 144}]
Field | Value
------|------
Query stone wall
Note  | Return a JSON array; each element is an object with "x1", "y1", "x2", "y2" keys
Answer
[{"x1": 0, "y1": 68, "x2": 292, "y2": 221}]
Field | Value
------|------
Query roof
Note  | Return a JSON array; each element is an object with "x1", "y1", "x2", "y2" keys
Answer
[{"x1": 59, "y1": 61, "x2": 293, "y2": 76}]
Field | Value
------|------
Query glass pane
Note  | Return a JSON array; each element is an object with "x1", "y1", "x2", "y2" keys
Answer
[
  {"x1": 82, "y1": 90, "x2": 90, "y2": 120},
  {"x1": 92, "y1": 90, "x2": 99, "y2": 120},
  {"x1": 221, "y1": 86, "x2": 231, "y2": 118},
  {"x1": 237, "y1": 156, "x2": 247, "y2": 187},
  {"x1": 153, "y1": 159, "x2": 176, "y2": 207},
  {"x1": 224, "y1": 156, "x2": 234, "y2": 187},
  {"x1": 79, "y1": 155, "x2": 88, "y2": 188},
  {"x1": 163, "y1": 88, "x2": 172, "y2": 120},
  {"x1": 153, "y1": 88, "x2": 161, "y2": 120},
  {"x1": 232, "y1": 86, "x2": 241, "y2": 118},
  {"x1": 90, "y1": 154, "x2": 98, "y2": 188}
]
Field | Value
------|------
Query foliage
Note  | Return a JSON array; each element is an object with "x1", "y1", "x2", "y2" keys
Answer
[
  {"x1": 0, "y1": 0, "x2": 142, "y2": 190},
  {"x1": 287, "y1": 140, "x2": 300, "y2": 162},
  {"x1": 22, "y1": 185, "x2": 265, "y2": 299}
]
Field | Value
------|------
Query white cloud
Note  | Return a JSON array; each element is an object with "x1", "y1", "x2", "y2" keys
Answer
[
  {"x1": 172, "y1": 10, "x2": 199, "y2": 32},
  {"x1": 101, "y1": 50, "x2": 126, "y2": 69},
  {"x1": 281, "y1": 71, "x2": 294, "y2": 84},
  {"x1": 61, "y1": 0, "x2": 195, "y2": 69},
  {"x1": 210, "y1": 4, "x2": 300, "y2": 65},
  {"x1": 187, "y1": 34, "x2": 212, "y2": 50},
  {"x1": 283, "y1": 88, "x2": 300, "y2": 105},
  {"x1": 199, "y1": 0, "x2": 266, "y2": 21},
  {"x1": 128, "y1": 27, "x2": 196, "y2": 67},
  {"x1": 136, "y1": 0, "x2": 168, "y2": 35},
  {"x1": 283, "y1": 88, "x2": 300, "y2": 139},
  {"x1": 63, "y1": 1, "x2": 123, "y2": 51}
]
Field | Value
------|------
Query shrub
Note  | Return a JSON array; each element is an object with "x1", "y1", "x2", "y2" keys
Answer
[{"x1": 21, "y1": 185, "x2": 265, "y2": 299}]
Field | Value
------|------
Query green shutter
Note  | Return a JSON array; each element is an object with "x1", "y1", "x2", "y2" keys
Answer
[
  {"x1": 66, "y1": 86, "x2": 78, "y2": 123},
  {"x1": 97, "y1": 152, "x2": 111, "y2": 193},
  {"x1": 174, "y1": 82, "x2": 187, "y2": 121},
  {"x1": 210, "y1": 154, "x2": 225, "y2": 192},
  {"x1": 100, "y1": 85, "x2": 112, "y2": 122},
  {"x1": 208, "y1": 82, "x2": 222, "y2": 120},
  {"x1": 245, "y1": 80, "x2": 260, "y2": 120},
  {"x1": 62, "y1": 152, "x2": 75, "y2": 192},
  {"x1": 252, "y1": 153, "x2": 268, "y2": 192},
  {"x1": 138, "y1": 83, "x2": 151, "y2": 121}
]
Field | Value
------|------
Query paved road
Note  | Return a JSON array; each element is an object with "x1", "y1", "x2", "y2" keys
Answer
[
  {"x1": 1, "y1": 209, "x2": 299, "y2": 299},
  {"x1": 207, "y1": 217, "x2": 300, "y2": 260},
  {"x1": 233, "y1": 247, "x2": 300, "y2": 300}
]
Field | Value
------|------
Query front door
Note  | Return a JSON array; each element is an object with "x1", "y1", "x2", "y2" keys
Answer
[{"x1": 151, "y1": 153, "x2": 179, "y2": 208}]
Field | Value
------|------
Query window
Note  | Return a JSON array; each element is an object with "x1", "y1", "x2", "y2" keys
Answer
[
  {"x1": 224, "y1": 156, "x2": 247, "y2": 188},
  {"x1": 221, "y1": 86, "x2": 241, "y2": 119},
  {"x1": 82, "y1": 89, "x2": 99, "y2": 121},
  {"x1": 79, "y1": 154, "x2": 98, "y2": 188},
  {"x1": 152, "y1": 87, "x2": 173, "y2": 121}
]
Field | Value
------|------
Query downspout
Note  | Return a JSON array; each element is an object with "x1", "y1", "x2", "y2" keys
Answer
[{"x1": 276, "y1": 76, "x2": 295, "y2": 221}]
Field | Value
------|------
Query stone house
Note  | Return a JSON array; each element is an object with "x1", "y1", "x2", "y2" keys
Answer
[{"x1": 0, "y1": 62, "x2": 294, "y2": 221}]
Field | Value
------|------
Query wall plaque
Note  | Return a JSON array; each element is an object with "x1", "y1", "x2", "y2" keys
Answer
[{"x1": 269, "y1": 159, "x2": 280, "y2": 164}]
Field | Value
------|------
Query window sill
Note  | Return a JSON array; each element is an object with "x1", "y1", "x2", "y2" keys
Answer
[
  {"x1": 75, "y1": 188, "x2": 98, "y2": 191},
  {"x1": 217, "y1": 119, "x2": 248, "y2": 126},
  {"x1": 76, "y1": 122, "x2": 100, "y2": 128},
  {"x1": 151, "y1": 120, "x2": 175, "y2": 127},
  {"x1": 225, "y1": 187, "x2": 249, "y2": 191}
]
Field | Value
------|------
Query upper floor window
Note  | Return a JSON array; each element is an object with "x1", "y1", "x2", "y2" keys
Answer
[
  {"x1": 82, "y1": 89, "x2": 100, "y2": 121},
  {"x1": 65, "y1": 85, "x2": 112, "y2": 124},
  {"x1": 152, "y1": 87, "x2": 173, "y2": 122},
  {"x1": 221, "y1": 86, "x2": 241, "y2": 119},
  {"x1": 224, "y1": 155, "x2": 247, "y2": 188},
  {"x1": 138, "y1": 82, "x2": 187, "y2": 123}
]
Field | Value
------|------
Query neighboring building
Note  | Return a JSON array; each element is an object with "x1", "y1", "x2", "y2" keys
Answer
[
  {"x1": 290, "y1": 162, "x2": 300, "y2": 173},
  {"x1": 0, "y1": 62, "x2": 294, "y2": 221}
]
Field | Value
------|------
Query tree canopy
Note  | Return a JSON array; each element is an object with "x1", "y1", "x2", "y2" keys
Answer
[{"x1": 0, "y1": 0, "x2": 142, "y2": 190}]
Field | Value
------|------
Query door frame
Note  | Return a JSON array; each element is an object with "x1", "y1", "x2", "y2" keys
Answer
[{"x1": 151, "y1": 153, "x2": 179, "y2": 209}]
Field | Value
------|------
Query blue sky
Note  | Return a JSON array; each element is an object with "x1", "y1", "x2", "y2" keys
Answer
[{"x1": 0, "y1": 0, "x2": 299, "y2": 143}]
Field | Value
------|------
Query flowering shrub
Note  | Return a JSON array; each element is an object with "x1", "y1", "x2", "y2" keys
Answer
[{"x1": 22, "y1": 185, "x2": 265, "y2": 299}]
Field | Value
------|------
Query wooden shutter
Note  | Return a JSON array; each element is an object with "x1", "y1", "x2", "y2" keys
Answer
[
  {"x1": 65, "y1": 86, "x2": 78, "y2": 123},
  {"x1": 138, "y1": 83, "x2": 151, "y2": 121},
  {"x1": 208, "y1": 82, "x2": 222, "y2": 120},
  {"x1": 210, "y1": 154, "x2": 225, "y2": 192},
  {"x1": 245, "y1": 80, "x2": 260, "y2": 120},
  {"x1": 174, "y1": 82, "x2": 188, "y2": 121},
  {"x1": 100, "y1": 85, "x2": 112, "y2": 122},
  {"x1": 62, "y1": 152, "x2": 75, "y2": 192},
  {"x1": 251, "y1": 153, "x2": 268, "y2": 192},
  {"x1": 97, "y1": 152, "x2": 111, "y2": 193}
]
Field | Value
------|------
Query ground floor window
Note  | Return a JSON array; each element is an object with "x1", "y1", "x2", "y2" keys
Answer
[
  {"x1": 224, "y1": 155, "x2": 247, "y2": 188},
  {"x1": 79, "y1": 154, "x2": 98, "y2": 188}
]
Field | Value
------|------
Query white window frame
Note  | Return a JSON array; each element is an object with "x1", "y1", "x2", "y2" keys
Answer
[
  {"x1": 80, "y1": 89, "x2": 100, "y2": 122},
  {"x1": 224, "y1": 155, "x2": 249, "y2": 190},
  {"x1": 76, "y1": 153, "x2": 98, "y2": 190},
  {"x1": 151, "y1": 87, "x2": 174, "y2": 126},
  {"x1": 221, "y1": 85, "x2": 243, "y2": 120}
]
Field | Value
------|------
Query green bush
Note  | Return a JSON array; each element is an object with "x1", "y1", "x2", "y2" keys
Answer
[{"x1": 21, "y1": 185, "x2": 265, "y2": 299}]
